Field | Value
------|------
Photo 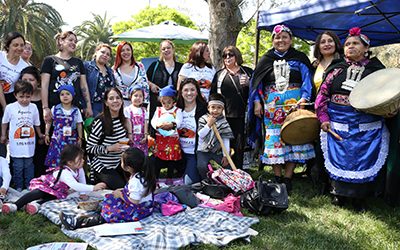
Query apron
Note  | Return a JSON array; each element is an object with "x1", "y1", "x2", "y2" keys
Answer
[
  {"x1": 129, "y1": 107, "x2": 148, "y2": 155},
  {"x1": 155, "y1": 107, "x2": 182, "y2": 161}
]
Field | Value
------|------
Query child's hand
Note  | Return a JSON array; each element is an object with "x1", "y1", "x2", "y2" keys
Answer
[
  {"x1": 139, "y1": 137, "x2": 147, "y2": 144},
  {"x1": 221, "y1": 156, "x2": 229, "y2": 167},
  {"x1": 112, "y1": 189, "x2": 123, "y2": 199},
  {"x1": 0, "y1": 135, "x2": 7, "y2": 144},
  {"x1": 77, "y1": 138, "x2": 82, "y2": 147},
  {"x1": 38, "y1": 138, "x2": 45, "y2": 145},
  {"x1": 79, "y1": 194, "x2": 89, "y2": 201},
  {"x1": 207, "y1": 116, "x2": 217, "y2": 128},
  {"x1": 0, "y1": 187, "x2": 7, "y2": 197},
  {"x1": 44, "y1": 135, "x2": 50, "y2": 145},
  {"x1": 158, "y1": 122, "x2": 173, "y2": 131},
  {"x1": 93, "y1": 182, "x2": 106, "y2": 191},
  {"x1": 128, "y1": 134, "x2": 133, "y2": 145}
]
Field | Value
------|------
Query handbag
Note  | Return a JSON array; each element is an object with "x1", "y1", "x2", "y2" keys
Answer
[
  {"x1": 191, "y1": 178, "x2": 234, "y2": 199},
  {"x1": 161, "y1": 201, "x2": 187, "y2": 216},
  {"x1": 240, "y1": 173, "x2": 289, "y2": 215},
  {"x1": 208, "y1": 165, "x2": 255, "y2": 193}
]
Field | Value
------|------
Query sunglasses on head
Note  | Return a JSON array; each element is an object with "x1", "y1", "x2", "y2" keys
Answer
[
  {"x1": 222, "y1": 52, "x2": 235, "y2": 59},
  {"x1": 181, "y1": 77, "x2": 197, "y2": 84}
]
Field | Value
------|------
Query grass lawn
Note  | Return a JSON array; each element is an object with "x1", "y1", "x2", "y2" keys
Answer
[{"x1": 1, "y1": 165, "x2": 399, "y2": 250}]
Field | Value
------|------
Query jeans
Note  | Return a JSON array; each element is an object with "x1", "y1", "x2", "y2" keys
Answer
[
  {"x1": 92, "y1": 102, "x2": 103, "y2": 117},
  {"x1": 183, "y1": 153, "x2": 200, "y2": 185},
  {"x1": 13, "y1": 157, "x2": 34, "y2": 189},
  {"x1": 0, "y1": 177, "x2": 3, "y2": 187},
  {"x1": 197, "y1": 151, "x2": 232, "y2": 180}
]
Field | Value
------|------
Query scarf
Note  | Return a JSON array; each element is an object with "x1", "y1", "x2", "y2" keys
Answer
[{"x1": 199, "y1": 114, "x2": 234, "y2": 153}]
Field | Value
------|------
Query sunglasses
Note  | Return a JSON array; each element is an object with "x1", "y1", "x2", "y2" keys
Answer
[
  {"x1": 222, "y1": 52, "x2": 235, "y2": 59},
  {"x1": 180, "y1": 77, "x2": 197, "y2": 84}
]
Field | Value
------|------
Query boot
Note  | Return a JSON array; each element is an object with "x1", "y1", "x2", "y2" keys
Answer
[
  {"x1": 273, "y1": 175, "x2": 283, "y2": 184},
  {"x1": 283, "y1": 177, "x2": 292, "y2": 192},
  {"x1": 352, "y1": 198, "x2": 367, "y2": 213},
  {"x1": 331, "y1": 195, "x2": 346, "y2": 207}
]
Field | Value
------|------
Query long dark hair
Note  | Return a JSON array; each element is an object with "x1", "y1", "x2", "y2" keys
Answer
[
  {"x1": 122, "y1": 147, "x2": 156, "y2": 197},
  {"x1": 185, "y1": 42, "x2": 212, "y2": 69},
  {"x1": 53, "y1": 145, "x2": 84, "y2": 185},
  {"x1": 98, "y1": 87, "x2": 125, "y2": 136},
  {"x1": 3, "y1": 31, "x2": 25, "y2": 51},
  {"x1": 176, "y1": 78, "x2": 206, "y2": 109},
  {"x1": 313, "y1": 31, "x2": 344, "y2": 63}
]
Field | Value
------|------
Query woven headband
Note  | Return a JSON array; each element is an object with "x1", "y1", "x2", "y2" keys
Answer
[{"x1": 208, "y1": 100, "x2": 225, "y2": 108}]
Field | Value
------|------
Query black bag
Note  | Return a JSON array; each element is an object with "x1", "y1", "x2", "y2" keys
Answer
[
  {"x1": 155, "y1": 185, "x2": 200, "y2": 208},
  {"x1": 191, "y1": 178, "x2": 234, "y2": 199},
  {"x1": 240, "y1": 173, "x2": 289, "y2": 215}
]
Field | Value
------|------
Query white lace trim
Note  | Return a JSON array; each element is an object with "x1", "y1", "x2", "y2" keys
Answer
[
  {"x1": 359, "y1": 121, "x2": 382, "y2": 132},
  {"x1": 331, "y1": 122, "x2": 348, "y2": 132},
  {"x1": 321, "y1": 125, "x2": 389, "y2": 180},
  {"x1": 265, "y1": 128, "x2": 281, "y2": 135},
  {"x1": 262, "y1": 143, "x2": 315, "y2": 165}
]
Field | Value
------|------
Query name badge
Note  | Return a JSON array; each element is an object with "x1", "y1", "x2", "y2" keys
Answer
[
  {"x1": 63, "y1": 126, "x2": 72, "y2": 136},
  {"x1": 21, "y1": 126, "x2": 31, "y2": 138},
  {"x1": 133, "y1": 125, "x2": 141, "y2": 134}
]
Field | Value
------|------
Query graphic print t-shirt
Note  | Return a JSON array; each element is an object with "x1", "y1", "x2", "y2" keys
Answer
[
  {"x1": 179, "y1": 63, "x2": 216, "y2": 101},
  {"x1": 179, "y1": 107, "x2": 196, "y2": 154}
]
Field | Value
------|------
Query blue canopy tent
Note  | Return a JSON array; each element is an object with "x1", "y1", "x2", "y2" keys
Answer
[{"x1": 255, "y1": 0, "x2": 400, "y2": 63}]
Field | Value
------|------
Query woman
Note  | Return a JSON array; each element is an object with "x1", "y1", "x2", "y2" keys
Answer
[
  {"x1": 177, "y1": 42, "x2": 215, "y2": 101},
  {"x1": 315, "y1": 27, "x2": 387, "y2": 212},
  {"x1": 86, "y1": 87, "x2": 128, "y2": 190},
  {"x1": 210, "y1": 46, "x2": 253, "y2": 169},
  {"x1": 84, "y1": 43, "x2": 115, "y2": 117},
  {"x1": 177, "y1": 78, "x2": 207, "y2": 185},
  {"x1": 21, "y1": 41, "x2": 33, "y2": 66},
  {"x1": 20, "y1": 66, "x2": 48, "y2": 177},
  {"x1": 309, "y1": 31, "x2": 344, "y2": 195},
  {"x1": 113, "y1": 41, "x2": 149, "y2": 107},
  {"x1": 41, "y1": 31, "x2": 92, "y2": 124},
  {"x1": 248, "y1": 25, "x2": 315, "y2": 192},
  {"x1": 147, "y1": 40, "x2": 183, "y2": 130}
]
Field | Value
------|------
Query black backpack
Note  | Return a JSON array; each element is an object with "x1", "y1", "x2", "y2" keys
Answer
[{"x1": 240, "y1": 173, "x2": 289, "y2": 215}]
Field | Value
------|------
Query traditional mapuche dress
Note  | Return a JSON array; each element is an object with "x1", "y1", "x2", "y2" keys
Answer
[
  {"x1": 315, "y1": 57, "x2": 389, "y2": 197},
  {"x1": 248, "y1": 48, "x2": 315, "y2": 164}
]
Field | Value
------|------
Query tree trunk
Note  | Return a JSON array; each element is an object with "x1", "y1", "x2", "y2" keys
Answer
[{"x1": 207, "y1": 0, "x2": 244, "y2": 71}]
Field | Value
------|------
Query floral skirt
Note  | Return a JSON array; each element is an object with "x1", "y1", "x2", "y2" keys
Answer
[{"x1": 261, "y1": 86, "x2": 315, "y2": 165}]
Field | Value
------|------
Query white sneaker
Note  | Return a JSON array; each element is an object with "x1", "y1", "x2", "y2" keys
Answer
[
  {"x1": 2, "y1": 203, "x2": 17, "y2": 213},
  {"x1": 26, "y1": 202, "x2": 40, "y2": 215}
]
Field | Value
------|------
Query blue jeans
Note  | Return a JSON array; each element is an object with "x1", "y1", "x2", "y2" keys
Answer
[
  {"x1": 13, "y1": 157, "x2": 34, "y2": 189},
  {"x1": 183, "y1": 153, "x2": 200, "y2": 185},
  {"x1": 197, "y1": 151, "x2": 232, "y2": 180},
  {"x1": 92, "y1": 102, "x2": 103, "y2": 117}
]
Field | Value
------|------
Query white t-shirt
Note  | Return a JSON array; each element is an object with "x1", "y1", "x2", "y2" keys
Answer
[
  {"x1": 52, "y1": 166, "x2": 93, "y2": 194},
  {"x1": 50, "y1": 106, "x2": 83, "y2": 123},
  {"x1": 128, "y1": 173, "x2": 152, "y2": 203},
  {"x1": 179, "y1": 63, "x2": 216, "y2": 101},
  {"x1": 179, "y1": 107, "x2": 197, "y2": 154},
  {"x1": 0, "y1": 157, "x2": 11, "y2": 190},
  {"x1": 150, "y1": 106, "x2": 182, "y2": 137},
  {"x1": 0, "y1": 51, "x2": 28, "y2": 94},
  {"x1": 2, "y1": 102, "x2": 40, "y2": 157},
  {"x1": 124, "y1": 106, "x2": 148, "y2": 134}
]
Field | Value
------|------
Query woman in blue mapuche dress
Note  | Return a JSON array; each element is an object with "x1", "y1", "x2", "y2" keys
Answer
[
  {"x1": 248, "y1": 25, "x2": 315, "y2": 192},
  {"x1": 315, "y1": 27, "x2": 389, "y2": 212}
]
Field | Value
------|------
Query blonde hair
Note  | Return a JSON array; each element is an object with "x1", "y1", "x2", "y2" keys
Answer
[
  {"x1": 159, "y1": 40, "x2": 176, "y2": 61},
  {"x1": 54, "y1": 31, "x2": 76, "y2": 51}
]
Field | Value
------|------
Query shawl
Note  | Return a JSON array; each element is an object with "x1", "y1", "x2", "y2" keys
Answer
[{"x1": 198, "y1": 114, "x2": 234, "y2": 153}]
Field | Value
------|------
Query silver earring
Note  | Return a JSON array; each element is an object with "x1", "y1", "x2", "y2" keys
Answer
[
  {"x1": 60, "y1": 45, "x2": 63, "y2": 51},
  {"x1": 364, "y1": 51, "x2": 368, "y2": 57}
]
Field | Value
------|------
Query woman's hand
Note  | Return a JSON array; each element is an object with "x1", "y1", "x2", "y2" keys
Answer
[
  {"x1": 79, "y1": 194, "x2": 89, "y2": 201},
  {"x1": 240, "y1": 74, "x2": 250, "y2": 87},
  {"x1": 83, "y1": 108, "x2": 93, "y2": 119},
  {"x1": 43, "y1": 108, "x2": 53, "y2": 124},
  {"x1": 150, "y1": 82, "x2": 160, "y2": 93},
  {"x1": 254, "y1": 101, "x2": 263, "y2": 118},
  {"x1": 382, "y1": 110, "x2": 399, "y2": 118},
  {"x1": 296, "y1": 98, "x2": 307, "y2": 109},
  {"x1": 107, "y1": 143, "x2": 126, "y2": 152},
  {"x1": 321, "y1": 122, "x2": 331, "y2": 132},
  {"x1": 93, "y1": 182, "x2": 107, "y2": 191}
]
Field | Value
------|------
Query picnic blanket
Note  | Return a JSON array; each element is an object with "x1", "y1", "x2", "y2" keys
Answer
[{"x1": 39, "y1": 195, "x2": 259, "y2": 250}]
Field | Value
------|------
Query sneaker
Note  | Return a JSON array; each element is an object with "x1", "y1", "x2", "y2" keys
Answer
[
  {"x1": 26, "y1": 202, "x2": 40, "y2": 215},
  {"x1": 16, "y1": 187, "x2": 23, "y2": 193},
  {"x1": 59, "y1": 211, "x2": 76, "y2": 230},
  {"x1": 2, "y1": 203, "x2": 17, "y2": 213}
]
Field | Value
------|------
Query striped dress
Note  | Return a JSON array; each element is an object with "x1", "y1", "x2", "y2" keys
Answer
[{"x1": 87, "y1": 117, "x2": 126, "y2": 176}]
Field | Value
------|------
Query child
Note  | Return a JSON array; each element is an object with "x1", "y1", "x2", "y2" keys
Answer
[
  {"x1": 0, "y1": 156, "x2": 11, "y2": 207},
  {"x1": 59, "y1": 147, "x2": 156, "y2": 230},
  {"x1": 44, "y1": 85, "x2": 83, "y2": 167},
  {"x1": 1, "y1": 145, "x2": 106, "y2": 214},
  {"x1": 1, "y1": 80, "x2": 44, "y2": 192},
  {"x1": 151, "y1": 85, "x2": 184, "y2": 179},
  {"x1": 125, "y1": 85, "x2": 148, "y2": 155},
  {"x1": 197, "y1": 93, "x2": 234, "y2": 179}
]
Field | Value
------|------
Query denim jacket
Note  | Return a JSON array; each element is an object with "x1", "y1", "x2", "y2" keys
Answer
[{"x1": 84, "y1": 60, "x2": 115, "y2": 103}]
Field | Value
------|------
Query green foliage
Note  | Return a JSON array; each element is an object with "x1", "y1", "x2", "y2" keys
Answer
[
  {"x1": 0, "y1": 0, "x2": 64, "y2": 57},
  {"x1": 73, "y1": 12, "x2": 114, "y2": 63},
  {"x1": 237, "y1": 19, "x2": 311, "y2": 68},
  {"x1": 112, "y1": 5, "x2": 196, "y2": 62}
]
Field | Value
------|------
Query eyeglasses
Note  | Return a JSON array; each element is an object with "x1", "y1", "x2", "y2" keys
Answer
[{"x1": 222, "y1": 52, "x2": 235, "y2": 59}]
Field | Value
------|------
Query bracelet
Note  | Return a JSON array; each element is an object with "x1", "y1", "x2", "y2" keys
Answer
[
  {"x1": 127, "y1": 133, "x2": 133, "y2": 135},
  {"x1": 44, "y1": 134, "x2": 49, "y2": 137},
  {"x1": 42, "y1": 107, "x2": 49, "y2": 110},
  {"x1": 78, "y1": 137, "x2": 84, "y2": 139}
]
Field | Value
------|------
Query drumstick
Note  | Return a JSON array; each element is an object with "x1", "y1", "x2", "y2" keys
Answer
[
  {"x1": 328, "y1": 129, "x2": 343, "y2": 141},
  {"x1": 212, "y1": 124, "x2": 237, "y2": 170}
]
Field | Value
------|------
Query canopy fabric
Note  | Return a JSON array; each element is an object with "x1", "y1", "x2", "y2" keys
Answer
[
  {"x1": 258, "y1": 0, "x2": 400, "y2": 46},
  {"x1": 111, "y1": 20, "x2": 208, "y2": 45}
]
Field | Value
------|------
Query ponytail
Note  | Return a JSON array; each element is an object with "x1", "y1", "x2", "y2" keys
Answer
[{"x1": 53, "y1": 145, "x2": 84, "y2": 185}]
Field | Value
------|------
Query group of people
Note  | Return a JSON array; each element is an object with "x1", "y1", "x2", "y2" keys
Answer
[{"x1": 0, "y1": 22, "x2": 399, "y2": 230}]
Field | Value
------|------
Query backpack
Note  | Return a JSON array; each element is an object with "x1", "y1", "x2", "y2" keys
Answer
[{"x1": 207, "y1": 164, "x2": 255, "y2": 193}]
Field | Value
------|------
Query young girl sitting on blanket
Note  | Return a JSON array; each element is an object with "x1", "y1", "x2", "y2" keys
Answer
[
  {"x1": 1, "y1": 145, "x2": 106, "y2": 214},
  {"x1": 59, "y1": 147, "x2": 156, "y2": 230}
]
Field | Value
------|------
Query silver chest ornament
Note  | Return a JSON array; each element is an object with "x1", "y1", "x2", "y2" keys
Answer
[
  {"x1": 273, "y1": 59, "x2": 290, "y2": 94},
  {"x1": 341, "y1": 65, "x2": 365, "y2": 91}
]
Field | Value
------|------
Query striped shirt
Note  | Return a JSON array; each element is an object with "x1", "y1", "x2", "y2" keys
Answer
[{"x1": 86, "y1": 117, "x2": 126, "y2": 173}]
